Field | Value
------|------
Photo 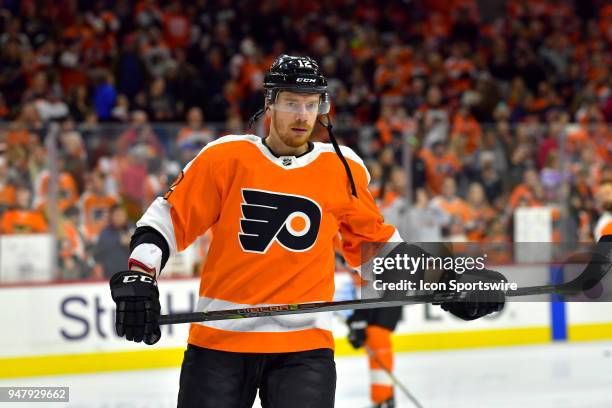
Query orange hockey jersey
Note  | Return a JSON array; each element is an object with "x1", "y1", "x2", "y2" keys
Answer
[{"x1": 135, "y1": 135, "x2": 399, "y2": 353}]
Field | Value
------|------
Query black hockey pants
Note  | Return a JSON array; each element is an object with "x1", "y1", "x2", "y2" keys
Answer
[{"x1": 177, "y1": 344, "x2": 336, "y2": 408}]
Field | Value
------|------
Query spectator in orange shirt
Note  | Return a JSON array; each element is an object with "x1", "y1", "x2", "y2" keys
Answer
[
  {"x1": 509, "y1": 168, "x2": 544, "y2": 210},
  {"x1": 375, "y1": 105, "x2": 397, "y2": 146},
  {"x1": 59, "y1": 206, "x2": 87, "y2": 279},
  {"x1": 5, "y1": 105, "x2": 41, "y2": 148},
  {"x1": 431, "y1": 177, "x2": 472, "y2": 229},
  {"x1": 376, "y1": 165, "x2": 406, "y2": 210},
  {"x1": 451, "y1": 105, "x2": 482, "y2": 156},
  {"x1": 481, "y1": 218, "x2": 513, "y2": 264},
  {"x1": 419, "y1": 141, "x2": 462, "y2": 195},
  {"x1": 0, "y1": 156, "x2": 16, "y2": 213},
  {"x1": 1, "y1": 184, "x2": 48, "y2": 234},
  {"x1": 599, "y1": 4, "x2": 612, "y2": 43},
  {"x1": 444, "y1": 43, "x2": 476, "y2": 95},
  {"x1": 371, "y1": 147, "x2": 400, "y2": 208},
  {"x1": 465, "y1": 182, "x2": 495, "y2": 241},
  {"x1": 374, "y1": 47, "x2": 408, "y2": 101},
  {"x1": 375, "y1": 104, "x2": 413, "y2": 149},
  {"x1": 33, "y1": 156, "x2": 80, "y2": 212},
  {"x1": 80, "y1": 170, "x2": 118, "y2": 243}
]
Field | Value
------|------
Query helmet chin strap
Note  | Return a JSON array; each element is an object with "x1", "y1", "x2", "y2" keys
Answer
[
  {"x1": 247, "y1": 110, "x2": 358, "y2": 198},
  {"x1": 317, "y1": 114, "x2": 358, "y2": 198},
  {"x1": 247, "y1": 107, "x2": 266, "y2": 130}
]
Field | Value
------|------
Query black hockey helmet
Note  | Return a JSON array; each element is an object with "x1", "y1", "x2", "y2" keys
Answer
[
  {"x1": 248, "y1": 54, "x2": 357, "y2": 197},
  {"x1": 263, "y1": 55, "x2": 330, "y2": 114}
]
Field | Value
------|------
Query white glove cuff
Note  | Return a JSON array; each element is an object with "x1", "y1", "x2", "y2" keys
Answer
[{"x1": 129, "y1": 243, "x2": 163, "y2": 276}]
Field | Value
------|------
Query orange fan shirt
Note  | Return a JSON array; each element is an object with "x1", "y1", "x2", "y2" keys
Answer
[
  {"x1": 80, "y1": 192, "x2": 118, "y2": 241},
  {"x1": 1, "y1": 209, "x2": 48, "y2": 234},
  {"x1": 136, "y1": 135, "x2": 399, "y2": 353},
  {"x1": 0, "y1": 183, "x2": 16, "y2": 208},
  {"x1": 35, "y1": 171, "x2": 79, "y2": 211},
  {"x1": 419, "y1": 149, "x2": 462, "y2": 195}
]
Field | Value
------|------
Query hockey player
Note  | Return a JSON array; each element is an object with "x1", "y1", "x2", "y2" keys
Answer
[
  {"x1": 109, "y1": 55, "x2": 506, "y2": 407},
  {"x1": 348, "y1": 306, "x2": 402, "y2": 408}
]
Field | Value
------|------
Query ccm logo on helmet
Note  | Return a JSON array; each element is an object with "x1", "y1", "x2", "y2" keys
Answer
[
  {"x1": 296, "y1": 78, "x2": 316, "y2": 83},
  {"x1": 122, "y1": 275, "x2": 156, "y2": 284},
  {"x1": 239, "y1": 188, "x2": 322, "y2": 253}
]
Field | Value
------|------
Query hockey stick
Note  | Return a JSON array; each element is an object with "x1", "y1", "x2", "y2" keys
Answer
[
  {"x1": 159, "y1": 237, "x2": 612, "y2": 325},
  {"x1": 365, "y1": 345, "x2": 424, "y2": 408}
]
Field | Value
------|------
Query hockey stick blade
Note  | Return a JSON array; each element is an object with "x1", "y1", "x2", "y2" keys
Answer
[
  {"x1": 159, "y1": 236, "x2": 612, "y2": 325},
  {"x1": 507, "y1": 235, "x2": 612, "y2": 297}
]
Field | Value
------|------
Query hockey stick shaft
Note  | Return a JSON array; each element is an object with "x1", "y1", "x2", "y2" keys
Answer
[
  {"x1": 159, "y1": 292, "x2": 462, "y2": 325},
  {"x1": 157, "y1": 271, "x2": 592, "y2": 325},
  {"x1": 160, "y1": 237, "x2": 612, "y2": 325}
]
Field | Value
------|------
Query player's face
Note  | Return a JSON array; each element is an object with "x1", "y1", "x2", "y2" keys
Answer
[{"x1": 269, "y1": 92, "x2": 320, "y2": 148}]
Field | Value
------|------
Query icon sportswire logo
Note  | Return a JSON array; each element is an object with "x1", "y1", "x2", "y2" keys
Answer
[{"x1": 238, "y1": 188, "x2": 322, "y2": 253}]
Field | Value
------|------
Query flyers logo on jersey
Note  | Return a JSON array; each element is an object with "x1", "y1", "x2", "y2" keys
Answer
[{"x1": 239, "y1": 189, "x2": 322, "y2": 253}]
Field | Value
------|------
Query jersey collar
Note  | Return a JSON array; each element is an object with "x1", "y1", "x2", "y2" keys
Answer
[{"x1": 255, "y1": 137, "x2": 317, "y2": 170}]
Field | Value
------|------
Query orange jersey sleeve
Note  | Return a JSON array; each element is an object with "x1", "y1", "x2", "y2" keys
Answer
[
  {"x1": 164, "y1": 146, "x2": 222, "y2": 252},
  {"x1": 338, "y1": 162, "x2": 399, "y2": 268}
]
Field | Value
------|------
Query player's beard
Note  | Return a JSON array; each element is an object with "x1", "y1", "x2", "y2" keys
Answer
[
  {"x1": 604, "y1": 202, "x2": 612, "y2": 212},
  {"x1": 272, "y1": 115, "x2": 313, "y2": 148}
]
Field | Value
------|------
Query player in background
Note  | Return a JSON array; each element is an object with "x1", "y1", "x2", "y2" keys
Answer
[
  {"x1": 347, "y1": 304, "x2": 402, "y2": 407},
  {"x1": 595, "y1": 178, "x2": 612, "y2": 241},
  {"x1": 109, "y1": 55, "x2": 506, "y2": 408}
]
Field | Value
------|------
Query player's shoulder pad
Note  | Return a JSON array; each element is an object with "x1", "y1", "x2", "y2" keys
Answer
[
  {"x1": 185, "y1": 134, "x2": 259, "y2": 171},
  {"x1": 200, "y1": 134, "x2": 259, "y2": 154},
  {"x1": 313, "y1": 142, "x2": 370, "y2": 184}
]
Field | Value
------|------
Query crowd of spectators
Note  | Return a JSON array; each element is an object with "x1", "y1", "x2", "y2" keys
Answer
[{"x1": 0, "y1": 0, "x2": 610, "y2": 279}]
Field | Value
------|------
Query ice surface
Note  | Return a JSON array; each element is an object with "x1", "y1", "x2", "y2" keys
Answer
[{"x1": 1, "y1": 342, "x2": 611, "y2": 407}]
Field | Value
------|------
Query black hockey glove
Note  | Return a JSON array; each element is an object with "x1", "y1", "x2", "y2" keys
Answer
[
  {"x1": 110, "y1": 270, "x2": 161, "y2": 345},
  {"x1": 440, "y1": 269, "x2": 506, "y2": 321},
  {"x1": 346, "y1": 308, "x2": 372, "y2": 349}
]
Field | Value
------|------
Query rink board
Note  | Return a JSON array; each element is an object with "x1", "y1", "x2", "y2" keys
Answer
[{"x1": 1, "y1": 276, "x2": 611, "y2": 378}]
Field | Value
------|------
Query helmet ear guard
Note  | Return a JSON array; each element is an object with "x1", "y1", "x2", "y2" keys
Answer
[{"x1": 318, "y1": 93, "x2": 331, "y2": 115}]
